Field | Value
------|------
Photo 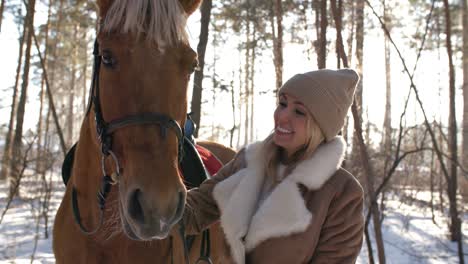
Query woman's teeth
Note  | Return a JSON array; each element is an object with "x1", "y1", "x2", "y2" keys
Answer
[{"x1": 277, "y1": 127, "x2": 292, "y2": 133}]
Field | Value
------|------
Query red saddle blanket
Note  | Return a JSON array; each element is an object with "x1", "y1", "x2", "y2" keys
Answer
[{"x1": 195, "y1": 145, "x2": 223, "y2": 176}]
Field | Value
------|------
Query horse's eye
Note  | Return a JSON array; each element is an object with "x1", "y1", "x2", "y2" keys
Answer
[{"x1": 101, "y1": 50, "x2": 116, "y2": 68}]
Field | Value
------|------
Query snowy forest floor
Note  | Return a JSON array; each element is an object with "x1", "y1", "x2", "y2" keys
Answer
[{"x1": 0, "y1": 173, "x2": 466, "y2": 264}]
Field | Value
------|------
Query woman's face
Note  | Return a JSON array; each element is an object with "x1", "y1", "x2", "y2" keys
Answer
[{"x1": 273, "y1": 93, "x2": 310, "y2": 158}]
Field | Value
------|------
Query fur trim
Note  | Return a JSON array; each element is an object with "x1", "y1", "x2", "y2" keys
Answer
[
  {"x1": 213, "y1": 143, "x2": 264, "y2": 264},
  {"x1": 213, "y1": 137, "x2": 346, "y2": 264}
]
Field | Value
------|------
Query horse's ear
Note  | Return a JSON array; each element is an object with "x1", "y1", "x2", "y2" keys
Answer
[
  {"x1": 179, "y1": 0, "x2": 202, "y2": 15},
  {"x1": 96, "y1": 0, "x2": 113, "y2": 18}
]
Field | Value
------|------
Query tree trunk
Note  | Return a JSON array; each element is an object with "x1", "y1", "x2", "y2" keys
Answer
[
  {"x1": 272, "y1": 0, "x2": 283, "y2": 92},
  {"x1": 442, "y1": 1, "x2": 464, "y2": 262},
  {"x1": 331, "y1": 1, "x2": 386, "y2": 262},
  {"x1": 351, "y1": 0, "x2": 364, "y2": 180},
  {"x1": 382, "y1": 0, "x2": 392, "y2": 179},
  {"x1": 333, "y1": 0, "x2": 344, "y2": 69},
  {"x1": 229, "y1": 76, "x2": 236, "y2": 148},
  {"x1": 36, "y1": 0, "x2": 53, "y2": 174},
  {"x1": 350, "y1": 0, "x2": 365, "y2": 182},
  {"x1": 10, "y1": 0, "x2": 37, "y2": 197},
  {"x1": 0, "y1": 23, "x2": 27, "y2": 181},
  {"x1": 236, "y1": 49, "x2": 243, "y2": 149},
  {"x1": 430, "y1": 148, "x2": 437, "y2": 225},
  {"x1": 352, "y1": 103, "x2": 387, "y2": 264},
  {"x1": 318, "y1": 0, "x2": 327, "y2": 68},
  {"x1": 354, "y1": 0, "x2": 364, "y2": 117},
  {"x1": 243, "y1": 8, "x2": 251, "y2": 146},
  {"x1": 42, "y1": 107, "x2": 52, "y2": 238},
  {"x1": 82, "y1": 29, "x2": 88, "y2": 113},
  {"x1": 0, "y1": 0, "x2": 5, "y2": 32},
  {"x1": 346, "y1": 0, "x2": 355, "y2": 66},
  {"x1": 67, "y1": 24, "x2": 79, "y2": 146},
  {"x1": 380, "y1": 26, "x2": 391, "y2": 215},
  {"x1": 48, "y1": 0, "x2": 64, "y2": 93},
  {"x1": 364, "y1": 218, "x2": 375, "y2": 264},
  {"x1": 190, "y1": 0, "x2": 212, "y2": 137},
  {"x1": 300, "y1": 0, "x2": 311, "y2": 61},
  {"x1": 461, "y1": 0, "x2": 468, "y2": 202},
  {"x1": 249, "y1": 21, "x2": 256, "y2": 143}
]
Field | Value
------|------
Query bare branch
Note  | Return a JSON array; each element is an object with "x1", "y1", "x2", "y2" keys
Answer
[{"x1": 0, "y1": 137, "x2": 36, "y2": 224}]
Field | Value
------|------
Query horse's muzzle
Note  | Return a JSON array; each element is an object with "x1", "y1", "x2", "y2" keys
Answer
[{"x1": 121, "y1": 186, "x2": 186, "y2": 240}]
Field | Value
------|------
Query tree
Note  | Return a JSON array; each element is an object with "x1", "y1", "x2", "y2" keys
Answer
[
  {"x1": 36, "y1": 0, "x2": 54, "y2": 173},
  {"x1": 0, "y1": 0, "x2": 5, "y2": 31},
  {"x1": 66, "y1": 24, "x2": 79, "y2": 146},
  {"x1": 243, "y1": 5, "x2": 251, "y2": 145},
  {"x1": 382, "y1": 0, "x2": 392, "y2": 177},
  {"x1": 461, "y1": 0, "x2": 468, "y2": 201},
  {"x1": 10, "y1": 0, "x2": 37, "y2": 197},
  {"x1": 442, "y1": 0, "x2": 464, "y2": 262},
  {"x1": 315, "y1": 0, "x2": 327, "y2": 68},
  {"x1": 0, "y1": 11, "x2": 26, "y2": 181},
  {"x1": 350, "y1": 0, "x2": 365, "y2": 176},
  {"x1": 270, "y1": 0, "x2": 283, "y2": 92},
  {"x1": 191, "y1": 0, "x2": 213, "y2": 137}
]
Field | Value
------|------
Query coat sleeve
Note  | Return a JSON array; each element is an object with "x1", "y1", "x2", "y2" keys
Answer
[
  {"x1": 309, "y1": 176, "x2": 364, "y2": 264},
  {"x1": 181, "y1": 149, "x2": 246, "y2": 235}
]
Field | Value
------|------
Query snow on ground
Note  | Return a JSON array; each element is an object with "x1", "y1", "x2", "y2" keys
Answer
[
  {"x1": 0, "y1": 176, "x2": 466, "y2": 263},
  {"x1": 357, "y1": 190, "x2": 467, "y2": 264}
]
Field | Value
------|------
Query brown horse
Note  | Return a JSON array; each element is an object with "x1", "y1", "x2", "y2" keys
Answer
[{"x1": 53, "y1": 0, "x2": 234, "y2": 263}]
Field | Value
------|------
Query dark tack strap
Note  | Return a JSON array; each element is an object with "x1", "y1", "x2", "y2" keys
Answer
[
  {"x1": 105, "y1": 112, "x2": 185, "y2": 162},
  {"x1": 71, "y1": 175, "x2": 113, "y2": 235},
  {"x1": 106, "y1": 112, "x2": 183, "y2": 141},
  {"x1": 196, "y1": 230, "x2": 212, "y2": 264},
  {"x1": 179, "y1": 222, "x2": 191, "y2": 264},
  {"x1": 62, "y1": 143, "x2": 77, "y2": 186}
]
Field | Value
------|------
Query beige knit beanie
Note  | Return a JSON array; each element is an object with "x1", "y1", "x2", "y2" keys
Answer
[{"x1": 278, "y1": 68, "x2": 359, "y2": 141}]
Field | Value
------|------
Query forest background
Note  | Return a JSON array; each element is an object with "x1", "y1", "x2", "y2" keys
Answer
[{"x1": 0, "y1": 0, "x2": 467, "y2": 263}]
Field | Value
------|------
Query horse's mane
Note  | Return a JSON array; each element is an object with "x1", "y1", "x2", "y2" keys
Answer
[{"x1": 102, "y1": 0, "x2": 189, "y2": 46}]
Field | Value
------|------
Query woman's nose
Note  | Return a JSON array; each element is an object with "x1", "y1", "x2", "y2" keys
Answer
[{"x1": 278, "y1": 108, "x2": 291, "y2": 121}]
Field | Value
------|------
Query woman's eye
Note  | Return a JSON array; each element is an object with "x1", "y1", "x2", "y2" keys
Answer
[
  {"x1": 295, "y1": 109, "x2": 306, "y2": 116},
  {"x1": 279, "y1": 102, "x2": 287, "y2": 108}
]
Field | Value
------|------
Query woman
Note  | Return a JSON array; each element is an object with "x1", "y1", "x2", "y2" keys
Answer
[{"x1": 184, "y1": 69, "x2": 364, "y2": 264}]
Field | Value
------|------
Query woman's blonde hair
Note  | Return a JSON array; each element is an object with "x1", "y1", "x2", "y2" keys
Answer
[{"x1": 262, "y1": 111, "x2": 325, "y2": 182}]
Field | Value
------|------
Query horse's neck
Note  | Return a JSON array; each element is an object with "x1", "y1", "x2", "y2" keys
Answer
[{"x1": 72, "y1": 116, "x2": 101, "y2": 190}]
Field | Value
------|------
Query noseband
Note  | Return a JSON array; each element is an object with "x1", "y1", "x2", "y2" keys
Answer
[{"x1": 71, "y1": 39, "x2": 185, "y2": 235}]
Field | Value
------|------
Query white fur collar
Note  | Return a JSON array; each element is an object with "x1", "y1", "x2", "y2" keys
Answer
[{"x1": 212, "y1": 137, "x2": 346, "y2": 264}]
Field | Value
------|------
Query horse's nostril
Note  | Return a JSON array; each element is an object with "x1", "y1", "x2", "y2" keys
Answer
[{"x1": 128, "y1": 189, "x2": 144, "y2": 224}]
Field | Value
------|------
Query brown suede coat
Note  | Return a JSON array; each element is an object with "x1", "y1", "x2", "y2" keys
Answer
[{"x1": 184, "y1": 137, "x2": 364, "y2": 264}]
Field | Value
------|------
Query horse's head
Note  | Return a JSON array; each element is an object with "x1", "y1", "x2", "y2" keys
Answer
[{"x1": 93, "y1": 0, "x2": 201, "y2": 240}]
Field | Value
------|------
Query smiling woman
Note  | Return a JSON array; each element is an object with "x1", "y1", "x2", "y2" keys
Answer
[{"x1": 183, "y1": 68, "x2": 365, "y2": 264}]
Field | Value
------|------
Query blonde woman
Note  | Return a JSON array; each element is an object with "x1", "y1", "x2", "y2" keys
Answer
[{"x1": 184, "y1": 69, "x2": 364, "y2": 264}]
